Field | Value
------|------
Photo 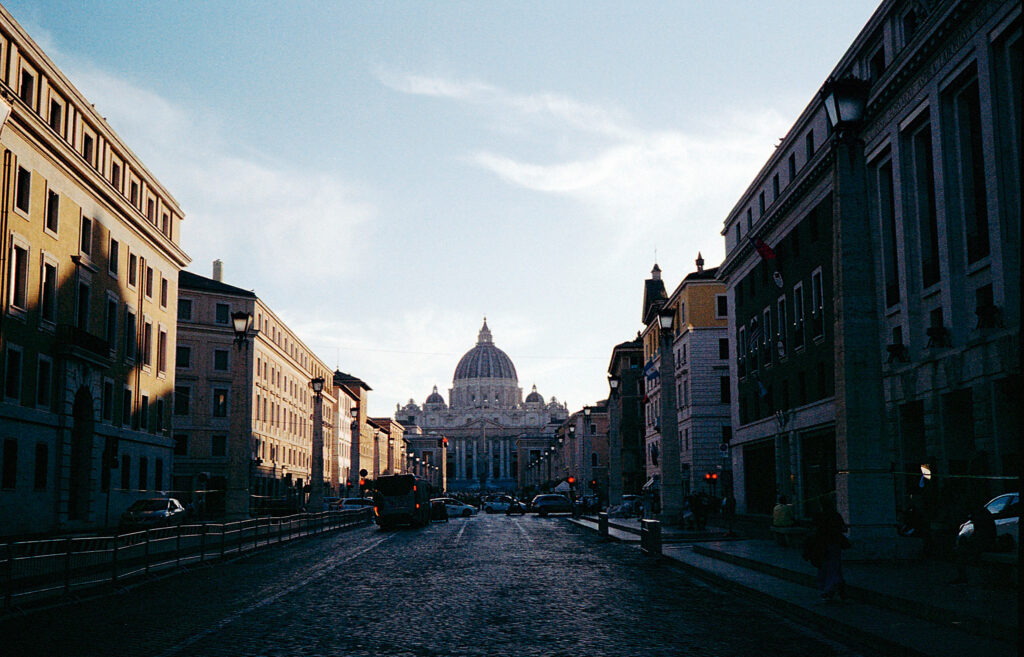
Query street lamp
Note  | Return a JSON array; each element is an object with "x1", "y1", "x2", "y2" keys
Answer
[
  {"x1": 348, "y1": 405, "x2": 359, "y2": 495},
  {"x1": 226, "y1": 311, "x2": 253, "y2": 519},
  {"x1": 308, "y1": 376, "x2": 325, "y2": 513},
  {"x1": 820, "y1": 76, "x2": 870, "y2": 136},
  {"x1": 608, "y1": 374, "x2": 622, "y2": 506},
  {"x1": 656, "y1": 304, "x2": 682, "y2": 522}
]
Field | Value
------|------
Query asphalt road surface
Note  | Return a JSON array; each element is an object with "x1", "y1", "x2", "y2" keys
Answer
[{"x1": 0, "y1": 513, "x2": 864, "y2": 656}]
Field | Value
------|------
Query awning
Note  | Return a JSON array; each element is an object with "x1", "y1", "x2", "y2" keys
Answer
[{"x1": 641, "y1": 476, "x2": 660, "y2": 491}]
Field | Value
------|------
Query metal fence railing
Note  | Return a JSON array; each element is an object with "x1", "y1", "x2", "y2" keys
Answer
[{"x1": 2, "y1": 508, "x2": 372, "y2": 611}]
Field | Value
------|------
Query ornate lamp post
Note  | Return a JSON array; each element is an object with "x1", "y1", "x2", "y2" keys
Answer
[
  {"x1": 656, "y1": 305, "x2": 683, "y2": 522},
  {"x1": 608, "y1": 375, "x2": 622, "y2": 506},
  {"x1": 348, "y1": 406, "x2": 359, "y2": 495},
  {"x1": 820, "y1": 76, "x2": 895, "y2": 553},
  {"x1": 226, "y1": 311, "x2": 253, "y2": 519},
  {"x1": 308, "y1": 376, "x2": 325, "y2": 512}
]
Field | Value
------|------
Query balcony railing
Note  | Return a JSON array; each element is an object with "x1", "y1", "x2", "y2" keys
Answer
[{"x1": 56, "y1": 324, "x2": 111, "y2": 366}]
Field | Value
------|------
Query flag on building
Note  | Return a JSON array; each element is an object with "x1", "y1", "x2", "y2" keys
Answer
[{"x1": 643, "y1": 359, "x2": 660, "y2": 380}]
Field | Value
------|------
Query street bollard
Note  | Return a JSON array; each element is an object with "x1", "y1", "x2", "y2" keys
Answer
[
  {"x1": 598, "y1": 512, "x2": 609, "y2": 539},
  {"x1": 640, "y1": 519, "x2": 662, "y2": 556}
]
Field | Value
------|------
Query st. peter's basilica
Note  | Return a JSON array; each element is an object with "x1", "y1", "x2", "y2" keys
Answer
[{"x1": 396, "y1": 320, "x2": 568, "y2": 491}]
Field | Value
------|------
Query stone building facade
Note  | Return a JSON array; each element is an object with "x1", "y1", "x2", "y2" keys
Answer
[
  {"x1": 396, "y1": 320, "x2": 568, "y2": 492},
  {"x1": 0, "y1": 7, "x2": 188, "y2": 535},
  {"x1": 718, "y1": 0, "x2": 1020, "y2": 549}
]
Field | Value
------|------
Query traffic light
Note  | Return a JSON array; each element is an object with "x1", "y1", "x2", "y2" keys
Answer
[
  {"x1": 589, "y1": 479, "x2": 598, "y2": 491},
  {"x1": 567, "y1": 476, "x2": 576, "y2": 486}
]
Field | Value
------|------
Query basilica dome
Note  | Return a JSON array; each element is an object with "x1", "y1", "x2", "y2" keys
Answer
[{"x1": 453, "y1": 319, "x2": 518, "y2": 382}]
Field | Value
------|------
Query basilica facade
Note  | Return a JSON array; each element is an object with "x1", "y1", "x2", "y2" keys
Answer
[{"x1": 396, "y1": 320, "x2": 568, "y2": 491}]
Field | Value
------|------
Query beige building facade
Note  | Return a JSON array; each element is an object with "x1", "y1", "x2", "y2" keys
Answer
[
  {"x1": 0, "y1": 7, "x2": 189, "y2": 536},
  {"x1": 174, "y1": 267, "x2": 337, "y2": 515}
]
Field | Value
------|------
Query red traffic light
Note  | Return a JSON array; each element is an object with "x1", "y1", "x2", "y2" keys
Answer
[
  {"x1": 359, "y1": 478, "x2": 366, "y2": 487},
  {"x1": 704, "y1": 473, "x2": 711, "y2": 481},
  {"x1": 711, "y1": 473, "x2": 718, "y2": 480},
  {"x1": 567, "y1": 476, "x2": 576, "y2": 485}
]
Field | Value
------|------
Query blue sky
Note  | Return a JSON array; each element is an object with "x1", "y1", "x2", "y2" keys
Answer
[{"x1": 6, "y1": 1, "x2": 881, "y2": 416}]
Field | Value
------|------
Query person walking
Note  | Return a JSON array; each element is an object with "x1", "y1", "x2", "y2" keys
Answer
[
  {"x1": 809, "y1": 506, "x2": 849, "y2": 601},
  {"x1": 721, "y1": 493, "x2": 737, "y2": 536}
]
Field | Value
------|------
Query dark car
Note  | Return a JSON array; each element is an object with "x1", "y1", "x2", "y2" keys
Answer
[
  {"x1": 505, "y1": 499, "x2": 528, "y2": 515},
  {"x1": 119, "y1": 498, "x2": 187, "y2": 531},
  {"x1": 531, "y1": 494, "x2": 573, "y2": 516}
]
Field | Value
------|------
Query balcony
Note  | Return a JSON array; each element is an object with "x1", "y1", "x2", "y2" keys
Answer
[{"x1": 56, "y1": 324, "x2": 112, "y2": 368}]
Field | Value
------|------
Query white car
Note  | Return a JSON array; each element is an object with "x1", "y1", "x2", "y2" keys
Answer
[
  {"x1": 432, "y1": 497, "x2": 476, "y2": 518},
  {"x1": 339, "y1": 497, "x2": 374, "y2": 511},
  {"x1": 483, "y1": 495, "x2": 514, "y2": 514},
  {"x1": 958, "y1": 492, "x2": 1019, "y2": 550}
]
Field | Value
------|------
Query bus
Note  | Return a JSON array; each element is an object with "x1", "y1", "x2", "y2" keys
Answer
[{"x1": 372, "y1": 474, "x2": 433, "y2": 528}]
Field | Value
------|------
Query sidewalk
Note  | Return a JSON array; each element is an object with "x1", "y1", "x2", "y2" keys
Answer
[{"x1": 569, "y1": 515, "x2": 1017, "y2": 657}]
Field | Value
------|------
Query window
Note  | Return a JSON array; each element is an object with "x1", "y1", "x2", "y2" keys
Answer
[
  {"x1": 2, "y1": 439, "x2": 17, "y2": 489},
  {"x1": 174, "y1": 386, "x2": 190, "y2": 415},
  {"x1": 718, "y1": 338, "x2": 729, "y2": 360},
  {"x1": 145, "y1": 266, "x2": 153, "y2": 298},
  {"x1": 173, "y1": 434, "x2": 188, "y2": 456},
  {"x1": 138, "y1": 457, "x2": 148, "y2": 491},
  {"x1": 19, "y1": 70, "x2": 34, "y2": 105},
  {"x1": 788, "y1": 153, "x2": 796, "y2": 180},
  {"x1": 161, "y1": 213, "x2": 169, "y2": 236},
  {"x1": 105, "y1": 297, "x2": 118, "y2": 349},
  {"x1": 45, "y1": 190, "x2": 59, "y2": 233},
  {"x1": 122, "y1": 388, "x2": 132, "y2": 426},
  {"x1": 34, "y1": 443, "x2": 47, "y2": 490},
  {"x1": 213, "y1": 388, "x2": 229, "y2": 417},
  {"x1": 143, "y1": 320, "x2": 153, "y2": 367},
  {"x1": 128, "y1": 252, "x2": 138, "y2": 287},
  {"x1": 810, "y1": 270, "x2": 824, "y2": 339},
  {"x1": 8, "y1": 241, "x2": 29, "y2": 310},
  {"x1": 36, "y1": 357, "x2": 52, "y2": 407},
  {"x1": 140, "y1": 394, "x2": 150, "y2": 431},
  {"x1": 160, "y1": 278, "x2": 168, "y2": 307},
  {"x1": 805, "y1": 131, "x2": 815, "y2": 159},
  {"x1": 83, "y1": 133, "x2": 95, "y2": 166},
  {"x1": 76, "y1": 280, "x2": 90, "y2": 330},
  {"x1": 15, "y1": 166, "x2": 31, "y2": 214},
  {"x1": 212, "y1": 435, "x2": 227, "y2": 457},
  {"x1": 772, "y1": 173, "x2": 780, "y2": 199},
  {"x1": 109, "y1": 239, "x2": 119, "y2": 276},
  {"x1": 214, "y1": 349, "x2": 229, "y2": 371},
  {"x1": 715, "y1": 294, "x2": 728, "y2": 318},
  {"x1": 763, "y1": 307, "x2": 773, "y2": 364},
  {"x1": 758, "y1": 191, "x2": 765, "y2": 215},
  {"x1": 793, "y1": 283, "x2": 805, "y2": 349},
  {"x1": 102, "y1": 380, "x2": 114, "y2": 421},
  {"x1": 80, "y1": 216, "x2": 93, "y2": 256},
  {"x1": 215, "y1": 303, "x2": 230, "y2": 325},
  {"x1": 720, "y1": 376, "x2": 731, "y2": 404},
  {"x1": 146, "y1": 198, "x2": 155, "y2": 222},
  {"x1": 777, "y1": 295, "x2": 788, "y2": 356},
  {"x1": 176, "y1": 344, "x2": 191, "y2": 369},
  {"x1": 121, "y1": 454, "x2": 130, "y2": 490},
  {"x1": 111, "y1": 162, "x2": 121, "y2": 190},
  {"x1": 944, "y1": 72, "x2": 989, "y2": 263},
  {"x1": 178, "y1": 299, "x2": 193, "y2": 321},
  {"x1": 49, "y1": 98, "x2": 62, "y2": 133},
  {"x1": 871, "y1": 158, "x2": 900, "y2": 307},
  {"x1": 157, "y1": 329, "x2": 168, "y2": 374},
  {"x1": 40, "y1": 261, "x2": 57, "y2": 324},
  {"x1": 746, "y1": 208, "x2": 752, "y2": 231},
  {"x1": 905, "y1": 116, "x2": 940, "y2": 287},
  {"x1": 124, "y1": 308, "x2": 137, "y2": 361},
  {"x1": 130, "y1": 181, "x2": 139, "y2": 207}
]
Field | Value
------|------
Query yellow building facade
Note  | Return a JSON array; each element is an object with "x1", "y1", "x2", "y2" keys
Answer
[{"x1": 0, "y1": 6, "x2": 189, "y2": 535}]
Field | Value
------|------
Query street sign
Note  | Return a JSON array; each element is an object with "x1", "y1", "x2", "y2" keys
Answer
[{"x1": 719, "y1": 443, "x2": 729, "y2": 457}]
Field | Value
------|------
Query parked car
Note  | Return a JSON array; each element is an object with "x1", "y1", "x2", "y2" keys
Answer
[
  {"x1": 339, "y1": 497, "x2": 375, "y2": 511},
  {"x1": 322, "y1": 497, "x2": 342, "y2": 511},
  {"x1": 531, "y1": 494, "x2": 573, "y2": 516},
  {"x1": 957, "y1": 492, "x2": 1019, "y2": 550},
  {"x1": 505, "y1": 498, "x2": 528, "y2": 515},
  {"x1": 432, "y1": 497, "x2": 476, "y2": 518},
  {"x1": 484, "y1": 495, "x2": 514, "y2": 513},
  {"x1": 119, "y1": 498, "x2": 187, "y2": 531}
]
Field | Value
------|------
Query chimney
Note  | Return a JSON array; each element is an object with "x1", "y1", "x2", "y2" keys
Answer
[{"x1": 212, "y1": 259, "x2": 223, "y2": 282}]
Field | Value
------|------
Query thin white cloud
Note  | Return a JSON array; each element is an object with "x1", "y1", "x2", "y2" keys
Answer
[
  {"x1": 383, "y1": 72, "x2": 790, "y2": 264},
  {"x1": 63, "y1": 62, "x2": 376, "y2": 298}
]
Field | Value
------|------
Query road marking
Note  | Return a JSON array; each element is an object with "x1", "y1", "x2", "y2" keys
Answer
[
  {"x1": 453, "y1": 522, "x2": 468, "y2": 547},
  {"x1": 513, "y1": 519, "x2": 533, "y2": 543},
  {"x1": 156, "y1": 534, "x2": 392, "y2": 657}
]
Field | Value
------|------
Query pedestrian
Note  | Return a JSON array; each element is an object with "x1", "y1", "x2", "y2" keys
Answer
[
  {"x1": 808, "y1": 506, "x2": 849, "y2": 601},
  {"x1": 721, "y1": 493, "x2": 737, "y2": 536},
  {"x1": 695, "y1": 492, "x2": 711, "y2": 530}
]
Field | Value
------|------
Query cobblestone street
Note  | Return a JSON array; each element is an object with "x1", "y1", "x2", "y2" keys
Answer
[{"x1": 0, "y1": 515, "x2": 865, "y2": 657}]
